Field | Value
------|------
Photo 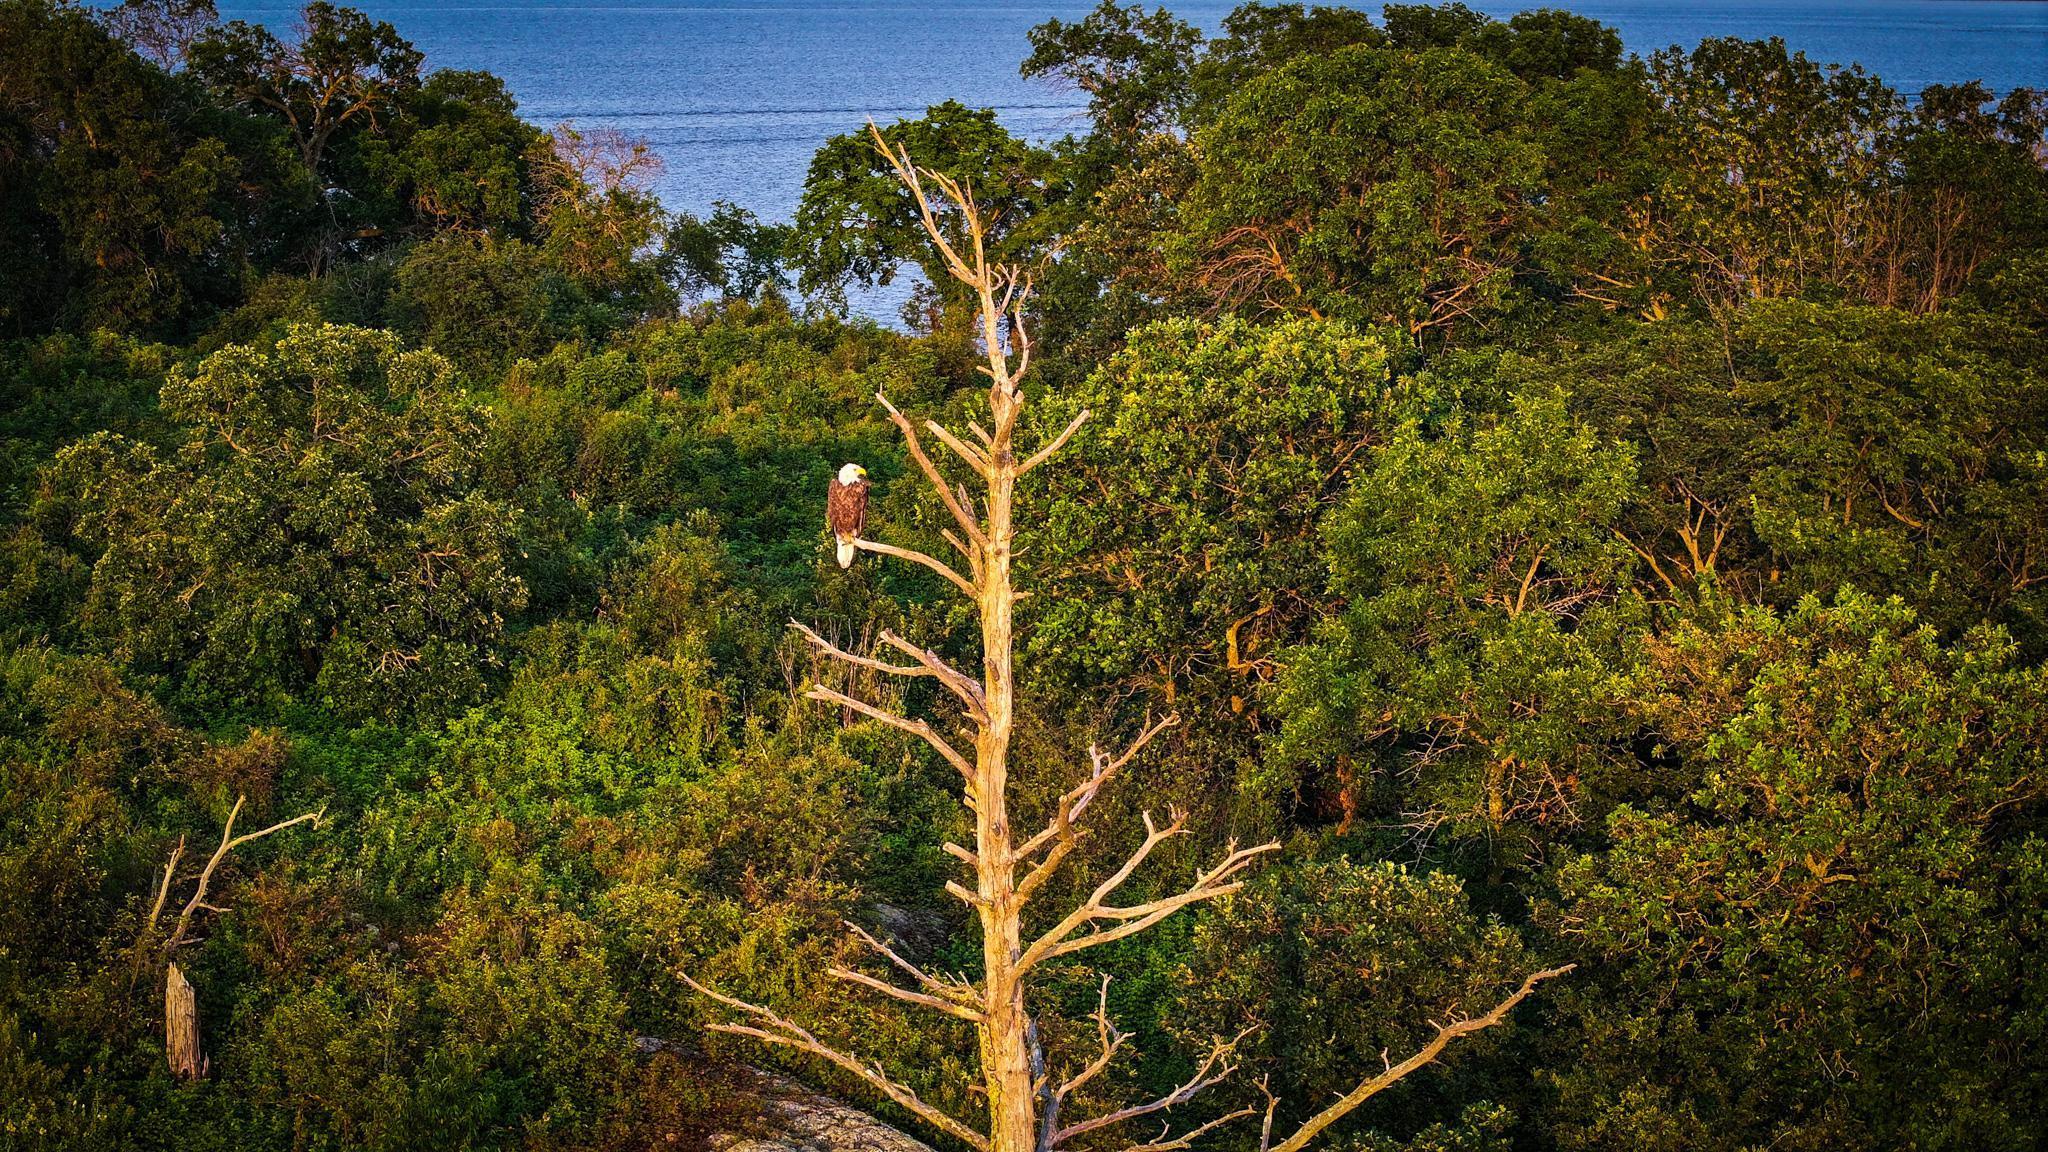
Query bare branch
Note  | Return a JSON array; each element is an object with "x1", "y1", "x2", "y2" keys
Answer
[
  {"x1": 805, "y1": 684, "x2": 975, "y2": 780},
  {"x1": 866, "y1": 125, "x2": 1022, "y2": 397},
  {"x1": 1016, "y1": 834, "x2": 1082, "y2": 907},
  {"x1": 793, "y1": 621, "x2": 987, "y2": 722},
  {"x1": 131, "y1": 834, "x2": 188, "y2": 989},
  {"x1": 147, "y1": 835, "x2": 185, "y2": 932},
  {"x1": 1053, "y1": 1024, "x2": 1254, "y2": 1146},
  {"x1": 868, "y1": 125, "x2": 979, "y2": 288},
  {"x1": 1016, "y1": 716, "x2": 1181, "y2": 903},
  {"x1": 1121, "y1": 1103, "x2": 1261, "y2": 1152},
  {"x1": 831, "y1": 965, "x2": 986, "y2": 1022},
  {"x1": 946, "y1": 879, "x2": 990, "y2": 907},
  {"x1": 927, "y1": 418, "x2": 994, "y2": 475},
  {"x1": 166, "y1": 796, "x2": 324, "y2": 953},
  {"x1": 1021, "y1": 409, "x2": 1090, "y2": 476},
  {"x1": 1037, "y1": 976, "x2": 1126, "y2": 1151},
  {"x1": 1019, "y1": 715, "x2": 1179, "y2": 863},
  {"x1": 1256, "y1": 1078, "x2": 1279, "y2": 1152},
  {"x1": 1022, "y1": 818, "x2": 1278, "y2": 972},
  {"x1": 1008, "y1": 299, "x2": 1034, "y2": 387},
  {"x1": 846, "y1": 921, "x2": 982, "y2": 1009},
  {"x1": 853, "y1": 536, "x2": 977, "y2": 595},
  {"x1": 1263, "y1": 965, "x2": 1576, "y2": 1152},
  {"x1": 880, "y1": 629, "x2": 989, "y2": 718},
  {"x1": 793, "y1": 620, "x2": 928, "y2": 679},
  {"x1": 1059, "y1": 977, "x2": 1130, "y2": 1103},
  {"x1": 683, "y1": 973, "x2": 989, "y2": 1151},
  {"x1": 941, "y1": 528, "x2": 978, "y2": 563},
  {"x1": 876, "y1": 391, "x2": 991, "y2": 548}
]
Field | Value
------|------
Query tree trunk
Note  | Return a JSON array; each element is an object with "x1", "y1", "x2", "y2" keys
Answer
[
  {"x1": 166, "y1": 962, "x2": 204, "y2": 1080},
  {"x1": 975, "y1": 428, "x2": 1036, "y2": 1152}
]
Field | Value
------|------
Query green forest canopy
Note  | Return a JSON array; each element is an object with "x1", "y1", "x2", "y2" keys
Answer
[{"x1": 1, "y1": 0, "x2": 2045, "y2": 1148}]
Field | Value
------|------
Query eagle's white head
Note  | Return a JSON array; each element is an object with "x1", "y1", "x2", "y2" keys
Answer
[{"x1": 838, "y1": 462, "x2": 868, "y2": 485}]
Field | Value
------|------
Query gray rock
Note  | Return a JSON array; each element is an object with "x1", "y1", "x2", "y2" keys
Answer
[
  {"x1": 633, "y1": 1037, "x2": 936, "y2": 1152},
  {"x1": 710, "y1": 1067, "x2": 937, "y2": 1152}
]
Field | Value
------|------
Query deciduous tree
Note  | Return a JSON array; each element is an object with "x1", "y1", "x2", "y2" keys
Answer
[
  {"x1": 1544, "y1": 591, "x2": 2048, "y2": 1149},
  {"x1": 43, "y1": 323, "x2": 524, "y2": 718}
]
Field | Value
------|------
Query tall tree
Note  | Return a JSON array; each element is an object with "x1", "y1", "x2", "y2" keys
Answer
[
  {"x1": 0, "y1": 0, "x2": 310, "y2": 334},
  {"x1": 188, "y1": 2, "x2": 422, "y2": 179},
  {"x1": 1275, "y1": 389, "x2": 1643, "y2": 855},
  {"x1": 1021, "y1": 1, "x2": 1203, "y2": 142},
  {"x1": 688, "y1": 126, "x2": 1568, "y2": 1152},
  {"x1": 791, "y1": 103, "x2": 1061, "y2": 328},
  {"x1": 1544, "y1": 591, "x2": 2048, "y2": 1149},
  {"x1": 1171, "y1": 42, "x2": 1548, "y2": 334}
]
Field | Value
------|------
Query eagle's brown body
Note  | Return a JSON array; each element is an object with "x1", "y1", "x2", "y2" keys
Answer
[{"x1": 827, "y1": 474, "x2": 869, "y2": 567}]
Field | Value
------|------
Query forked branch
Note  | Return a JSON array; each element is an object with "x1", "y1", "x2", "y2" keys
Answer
[
  {"x1": 869, "y1": 123, "x2": 981, "y2": 289},
  {"x1": 793, "y1": 620, "x2": 928, "y2": 679},
  {"x1": 1020, "y1": 409, "x2": 1090, "y2": 476},
  {"x1": 831, "y1": 921, "x2": 985, "y2": 1022},
  {"x1": 1052, "y1": 1023, "x2": 1254, "y2": 1147},
  {"x1": 926, "y1": 417, "x2": 994, "y2": 475},
  {"x1": 804, "y1": 684, "x2": 975, "y2": 780},
  {"x1": 877, "y1": 391, "x2": 989, "y2": 549},
  {"x1": 1020, "y1": 714, "x2": 1180, "y2": 863},
  {"x1": 1021, "y1": 811, "x2": 1279, "y2": 971},
  {"x1": 879, "y1": 631, "x2": 987, "y2": 713},
  {"x1": 867, "y1": 122, "x2": 1026, "y2": 398},
  {"x1": 1039, "y1": 976, "x2": 1259, "y2": 1152},
  {"x1": 161, "y1": 795, "x2": 325, "y2": 953},
  {"x1": 1050, "y1": 977, "x2": 1131, "y2": 1116},
  {"x1": 793, "y1": 621, "x2": 987, "y2": 722},
  {"x1": 1123, "y1": 1103, "x2": 1262, "y2": 1152},
  {"x1": 831, "y1": 965, "x2": 986, "y2": 1023},
  {"x1": 1016, "y1": 715, "x2": 1181, "y2": 901}
]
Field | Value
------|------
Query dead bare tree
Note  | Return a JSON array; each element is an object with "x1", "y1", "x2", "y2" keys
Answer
[
  {"x1": 685, "y1": 126, "x2": 1571, "y2": 1152},
  {"x1": 144, "y1": 794, "x2": 323, "y2": 1079}
]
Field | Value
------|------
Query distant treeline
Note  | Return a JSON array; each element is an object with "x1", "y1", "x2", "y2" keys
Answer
[{"x1": 1, "y1": 1, "x2": 2044, "y2": 1150}]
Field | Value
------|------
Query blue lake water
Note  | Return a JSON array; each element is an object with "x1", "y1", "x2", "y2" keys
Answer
[{"x1": 215, "y1": 0, "x2": 2047, "y2": 318}]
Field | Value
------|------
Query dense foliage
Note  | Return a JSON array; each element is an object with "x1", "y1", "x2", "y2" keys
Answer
[{"x1": 1, "y1": 1, "x2": 2043, "y2": 1149}]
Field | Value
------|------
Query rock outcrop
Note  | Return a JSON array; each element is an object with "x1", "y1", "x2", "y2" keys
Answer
[
  {"x1": 635, "y1": 1037, "x2": 935, "y2": 1152},
  {"x1": 710, "y1": 1068, "x2": 937, "y2": 1152}
]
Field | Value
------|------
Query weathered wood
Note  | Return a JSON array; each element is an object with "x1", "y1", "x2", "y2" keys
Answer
[{"x1": 165, "y1": 962, "x2": 204, "y2": 1080}]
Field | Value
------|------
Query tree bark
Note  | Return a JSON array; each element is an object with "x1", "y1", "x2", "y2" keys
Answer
[{"x1": 974, "y1": 390, "x2": 1036, "y2": 1152}]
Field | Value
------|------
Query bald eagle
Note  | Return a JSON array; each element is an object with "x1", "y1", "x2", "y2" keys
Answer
[{"x1": 827, "y1": 462, "x2": 870, "y2": 567}]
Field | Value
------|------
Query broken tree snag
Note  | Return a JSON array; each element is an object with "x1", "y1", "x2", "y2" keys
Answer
[
  {"x1": 146, "y1": 793, "x2": 323, "y2": 1082},
  {"x1": 166, "y1": 962, "x2": 204, "y2": 1080},
  {"x1": 683, "y1": 127, "x2": 1573, "y2": 1152}
]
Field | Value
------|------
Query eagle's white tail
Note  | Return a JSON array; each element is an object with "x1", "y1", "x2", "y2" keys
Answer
[{"x1": 836, "y1": 535, "x2": 857, "y2": 568}]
